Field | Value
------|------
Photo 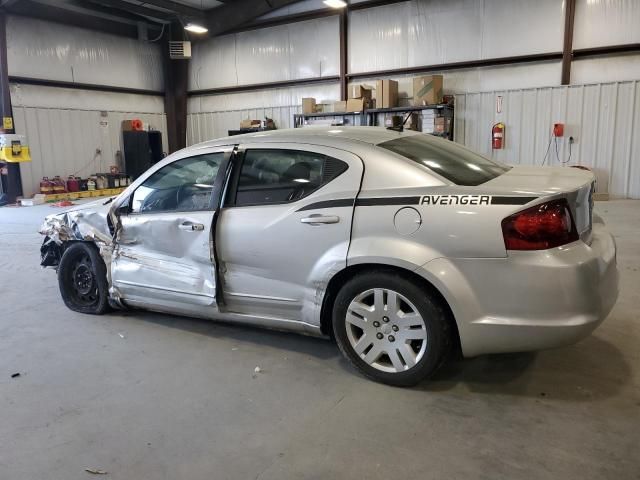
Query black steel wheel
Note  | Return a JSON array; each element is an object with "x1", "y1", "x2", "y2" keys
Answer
[{"x1": 58, "y1": 242, "x2": 110, "y2": 315}]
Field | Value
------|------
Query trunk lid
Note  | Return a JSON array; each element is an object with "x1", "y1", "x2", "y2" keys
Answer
[{"x1": 484, "y1": 166, "x2": 596, "y2": 240}]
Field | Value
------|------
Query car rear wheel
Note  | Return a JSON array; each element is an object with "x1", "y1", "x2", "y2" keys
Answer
[
  {"x1": 333, "y1": 271, "x2": 450, "y2": 386},
  {"x1": 58, "y1": 242, "x2": 110, "y2": 315}
]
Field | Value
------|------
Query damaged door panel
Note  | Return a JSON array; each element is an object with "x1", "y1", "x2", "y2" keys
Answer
[
  {"x1": 111, "y1": 211, "x2": 218, "y2": 315},
  {"x1": 109, "y1": 148, "x2": 232, "y2": 317}
]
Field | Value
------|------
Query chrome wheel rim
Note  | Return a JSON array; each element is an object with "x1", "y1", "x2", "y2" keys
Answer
[{"x1": 345, "y1": 288, "x2": 427, "y2": 373}]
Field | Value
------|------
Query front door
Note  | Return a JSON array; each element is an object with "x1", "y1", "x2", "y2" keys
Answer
[
  {"x1": 216, "y1": 143, "x2": 363, "y2": 325},
  {"x1": 111, "y1": 148, "x2": 231, "y2": 317}
]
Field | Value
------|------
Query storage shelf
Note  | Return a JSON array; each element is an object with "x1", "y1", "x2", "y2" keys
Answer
[
  {"x1": 365, "y1": 104, "x2": 453, "y2": 114},
  {"x1": 293, "y1": 103, "x2": 454, "y2": 140}
]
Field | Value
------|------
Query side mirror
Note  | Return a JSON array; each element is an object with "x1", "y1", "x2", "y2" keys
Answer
[
  {"x1": 117, "y1": 203, "x2": 130, "y2": 215},
  {"x1": 112, "y1": 195, "x2": 131, "y2": 216}
]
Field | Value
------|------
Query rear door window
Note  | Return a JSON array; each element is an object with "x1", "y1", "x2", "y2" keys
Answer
[
  {"x1": 380, "y1": 135, "x2": 510, "y2": 186},
  {"x1": 232, "y1": 149, "x2": 348, "y2": 206}
]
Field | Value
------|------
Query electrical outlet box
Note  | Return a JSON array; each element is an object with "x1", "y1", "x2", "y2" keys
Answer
[{"x1": 553, "y1": 123, "x2": 564, "y2": 137}]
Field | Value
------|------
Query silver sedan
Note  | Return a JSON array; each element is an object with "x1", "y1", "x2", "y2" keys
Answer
[{"x1": 40, "y1": 127, "x2": 618, "y2": 386}]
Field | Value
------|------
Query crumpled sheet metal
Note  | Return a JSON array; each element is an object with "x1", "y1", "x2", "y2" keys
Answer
[
  {"x1": 39, "y1": 210, "x2": 112, "y2": 246},
  {"x1": 39, "y1": 209, "x2": 115, "y2": 285}
]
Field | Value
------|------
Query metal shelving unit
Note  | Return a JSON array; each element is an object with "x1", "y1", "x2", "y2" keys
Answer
[
  {"x1": 293, "y1": 110, "x2": 367, "y2": 128},
  {"x1": 293, "y1": 104, "x2": 454, "y2": 140}
]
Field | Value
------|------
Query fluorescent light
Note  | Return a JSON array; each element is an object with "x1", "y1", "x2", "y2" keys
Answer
[
  {"x1": 323, "y1": 0, "x2": 347, "y2": 8},
  {"x1": 293, "y1": 178, "x2": 310, "y2": 183},
  {"x1": 185, "y1": 23, "x2": 208, "y2": 34}
]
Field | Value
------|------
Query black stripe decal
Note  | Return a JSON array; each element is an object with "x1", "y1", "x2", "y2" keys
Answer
[
  {"x1": 356, "y1": 196, "x2": 421, "y2": 206},
  {"x1": 297, "y1": 199, "x2": 354, "y2": 211},
  {"x1": 297, "y1": 195, "x2": 538, "y2": 211},
  {"x1": 490, "y1": 196, "x2": 538, "y2": 205}
]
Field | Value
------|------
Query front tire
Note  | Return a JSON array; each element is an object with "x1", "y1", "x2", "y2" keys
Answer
[
  {"x1": 333, "y1": 271, "x2": 450, "y2": 387},
  {"x1": 58, "y1": 242, "x2": 110, "y2": 315}
]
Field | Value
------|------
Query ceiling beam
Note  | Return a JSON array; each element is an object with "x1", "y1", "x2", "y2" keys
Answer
[
  {"x1": 205, "y1": 0, "x2": 303, "y2": 36},
  {"x1": 85, "y1": 0, "x2": 174, "y2": 23},
  {"x1": 6, "y1": 0, "x2": 141, "y2": 37},
  {"x1": 136, "y1": 0, "x2": 204, "y2": 17}
]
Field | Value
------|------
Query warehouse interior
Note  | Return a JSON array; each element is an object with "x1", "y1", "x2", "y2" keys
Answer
[{"x1": 0, "y1": 0, "x2": 639, "y2": 478}]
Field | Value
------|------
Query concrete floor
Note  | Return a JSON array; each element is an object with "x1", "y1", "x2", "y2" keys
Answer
[{"x1": 1, "y1": 199, "x2": 638, "y2": 480}]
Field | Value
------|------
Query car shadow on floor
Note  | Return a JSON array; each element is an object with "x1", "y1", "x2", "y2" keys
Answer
[
  {"x1": 420, "y1": 335, "x2": 631, "y2": 401},
  {"x1": 131, "y1": 310, "x2": 340, "y2": 361},
  {"x1": 126, "y1": 311, "x2": 630, "y2": 400}
]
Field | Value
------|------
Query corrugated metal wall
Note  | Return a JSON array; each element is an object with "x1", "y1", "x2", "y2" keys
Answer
[
  {"x1": 7, "y1": 15, "x2": 163, "y2": 91},
  {"x1": 5, "y1": 14, "x2": 167, "y2": 198},
  {"x1": 188, "y1": 105, "x2": 300, "y2": 145},
  {"x1": 12, "y1": 84, "x2": 167, "y2": 198},
  {"x1": 453, "y1": 80, "x2": 640, "y2": 198},
  {"x1": 187, "y1": 83, "x2": 340, "y2": 144}
]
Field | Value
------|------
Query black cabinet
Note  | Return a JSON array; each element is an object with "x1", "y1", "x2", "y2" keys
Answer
[{"x1": 122, "y1": 131, "x2": 164, "y2": 180}]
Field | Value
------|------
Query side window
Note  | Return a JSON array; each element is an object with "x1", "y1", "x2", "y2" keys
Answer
[
  {"x1": 234, "y1": 149, "x2": 348, "y2": 206},
  {"x1": 131, "y1": 153, "x2": 223, "y2": 213}
]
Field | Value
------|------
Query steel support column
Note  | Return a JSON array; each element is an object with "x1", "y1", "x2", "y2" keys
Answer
[
  {"x1": 0, "y1": 12, "x2": 22, "y2": 204},
  {"x1": 339, "y1": 6, "x2": 348, "y2": 101},
  {"x1": 561, "y1": 0, "x2": 577, "y2": 85},
  {"x1": 162, "y1": 23, "x2": 188, "y2": 153}
]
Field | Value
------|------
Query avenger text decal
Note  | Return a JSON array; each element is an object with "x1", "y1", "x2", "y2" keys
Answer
[{"x1": 421, "y1": 195, "x2": 491, "y2": 206}]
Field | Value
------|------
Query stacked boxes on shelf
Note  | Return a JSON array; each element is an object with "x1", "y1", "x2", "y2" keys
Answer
[{"x1": 420, "y1": 108, "x2": 453, "y2": 135}]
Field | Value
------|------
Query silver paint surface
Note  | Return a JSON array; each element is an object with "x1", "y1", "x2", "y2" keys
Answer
[{"x1": 40, "y1": 127, "x2": 619, "y2": 355}]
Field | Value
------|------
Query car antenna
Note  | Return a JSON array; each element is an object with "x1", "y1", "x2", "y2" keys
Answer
[{"x1": 386, "y1": 111, "x2": 413, "y2": 132}]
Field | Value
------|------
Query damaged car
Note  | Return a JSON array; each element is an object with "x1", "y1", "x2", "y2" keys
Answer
[{"x1": 40, "y1": 127, "x2": 619, "y2": 386}]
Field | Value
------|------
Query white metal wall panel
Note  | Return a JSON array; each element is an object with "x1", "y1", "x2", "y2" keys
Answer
[
  {"x1": 349, "y1": 0, "x2": 564, "y2": 74},
  {"x1": 350, "y1": 62, "x2": 563, "y2": 106},
  {"x1": 6, "y1": 16, "x2": 163, "y2": 91},
  {"x1": 573, "y1": 0, "x2": 640, "y2": 49},
  {"x1": 186, "y1": 83, "x2": 340, "y2": 144},
  {"x1": 571, "y1": 55, "x2": 640, "y2": 85},
  {"x1": 189, "y1": 17, "x2": 339, "y2": 90},
  {"x1": 187, "y1": 105, "x2": 303, "y2": 145},
  {"x1": 190, "y1": 35, "x2": 239, "y2": 90},
  {"x1": 454, "y1": 80, "x2": 640, "y2": 198},
  {"x1": 188, "y1": 83, "x2": 340, "y2": 112},
  {"x1": 11, "y1": 85, "x2": 168, "y2": 198}
]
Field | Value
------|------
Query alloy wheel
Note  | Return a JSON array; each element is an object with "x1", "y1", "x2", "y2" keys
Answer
[{"x1": 345, "y1": 288, "x2": 428, "y2": 373}]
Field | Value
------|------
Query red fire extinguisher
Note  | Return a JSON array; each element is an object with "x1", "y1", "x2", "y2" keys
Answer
[{"x1": 492, "y1": 122, "x2": 505, "y2": 149}]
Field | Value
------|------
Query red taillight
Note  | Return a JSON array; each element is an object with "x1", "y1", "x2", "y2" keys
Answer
[{"x1": 501, "y1": 199, "x2": 579, "y2": 250}]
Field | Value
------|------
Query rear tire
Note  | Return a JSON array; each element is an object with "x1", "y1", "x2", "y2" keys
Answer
[
  {"x1": 58, "y1": 242, "x2": 110, "y2": 315},
  {"x1": 333, "y1": 271, "x2": 450, "y2": 387}
]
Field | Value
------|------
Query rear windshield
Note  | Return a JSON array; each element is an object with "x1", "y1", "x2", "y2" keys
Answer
[{"x1": 380, "y1": 135, "x2": 510, "y2": 186}]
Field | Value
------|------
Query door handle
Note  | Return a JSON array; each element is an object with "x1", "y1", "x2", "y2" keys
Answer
[
  {"x1": 179, "y1": 222, "x2": 205, "y2": 231},
  {"x1": 300, "y1": 215, "x2": 339, "y2": 225}
]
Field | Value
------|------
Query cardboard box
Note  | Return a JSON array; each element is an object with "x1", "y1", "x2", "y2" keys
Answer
[
  {"x1": 302, "y1": 97, "x2": 316, "y2": 114},
  {"x1": 413, "y1": 75, "x2": 444, "y2": 106},
  {"x1": 240, "y1": 119, "x2": 261, "y2": 129},
  {"x1": 420, "y1": 115, "x2": 435, "y2": 133},
  {"x1": 346, "y1": 98, "x2": 365, "y2": 112},
  {"x1": 434, "y1": 116, "x2": 451, "y2": 133},
  {"x1": 375, "y1": 79, "x2": 399, "y2": 108},
  {"x1": 348, "y1": 85, "x2": 373, "y2": 100},
  {"x1": 407, "y1": 112, "x2": 420, "y2": 131},
  {"x1": 333, "y1": 101, "x2": 347, "y2": 113},
  {"x1": 384, "y1": 115, "x2": 403, "y2": 128}
]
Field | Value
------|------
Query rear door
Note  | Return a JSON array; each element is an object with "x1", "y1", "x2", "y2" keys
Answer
[
  {"x1": 111, "y1": 147, "x2": 233, "y2": 317},
  {"x1": 216, "y1": 143, "x2": 363, "y2": 323}
]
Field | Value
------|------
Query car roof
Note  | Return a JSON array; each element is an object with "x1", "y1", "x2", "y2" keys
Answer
[{"x1": 187, "y1": 126, "x2": 424, "y2": 151}]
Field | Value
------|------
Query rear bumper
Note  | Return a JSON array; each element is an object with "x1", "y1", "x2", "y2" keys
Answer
[{"x1": 419, "y1": 223, "x2": 619, "y2": 357}]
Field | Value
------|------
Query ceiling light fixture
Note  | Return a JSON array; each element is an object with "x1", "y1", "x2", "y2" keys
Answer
[
  {"x1": 323, "y1": 0, "x2": 347, "y2": 8},
  {"x1": 185, "y1": 23, "x2": 208, "y2": 34}
]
